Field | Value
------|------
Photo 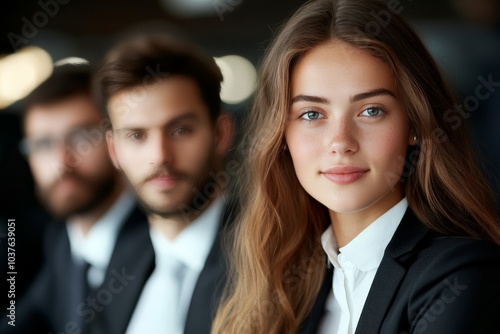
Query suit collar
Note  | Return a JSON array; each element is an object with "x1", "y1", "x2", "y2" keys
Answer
[
  {"x1": 100, "y1": 206, "x2": 154, "y2": 334},
  {"x1": 152, "y1": 196, "x2": 226, "y2": 272},
  {"x1": 184, "y1": 200, "x2": 237, "y2": 334},
  {"x1": 66, "y1": 191, "x2": 136, "y2": 270},
  {"x1": 322, "y1": 198, "x2": 408, "y2": 272},
  {"x1": 384, "y1": 208, "x2": 430, "y2": 259}
]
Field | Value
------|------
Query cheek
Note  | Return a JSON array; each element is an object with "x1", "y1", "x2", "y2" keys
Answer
[
  {"x1": 373, "y1": 130, "x2": 409, "y2": 174},
  {"x1": 113, "y1": 142, "x2": 143, "y2": 176},
  {"x1": 90, "y1": 142, "x2": 110, "y2": 159},
  {"x1": 28, "y1": 159, "x2": 53, "y2": 185},
  {"x1": 182, "y1": 134, "x2": 215, "y2": 166},
  {"x1": 285, "y1": 127, "x2": 318, "y2": 176},
  {"x1": 78, "y1": 142, "x2": 110, "y2": 164}
]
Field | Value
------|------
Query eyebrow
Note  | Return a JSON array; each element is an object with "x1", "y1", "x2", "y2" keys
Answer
[
  {"x1": 291, "y1": 88, "x2": 396, "y2": 105},
  {"x1": 26, "y1": 122, "x2": 101, "y2": 139},
  {"x1": 291, "y1": 95, "x2": 329, "y2": 104},
  {"x1": 115, "y1": 112, "x2": 199, "y2": 133},
  {"x1": 351, "y1": 88, "x2": 396, "y2": 102}
]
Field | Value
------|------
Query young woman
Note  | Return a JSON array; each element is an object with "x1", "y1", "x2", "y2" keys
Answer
[{"x1": 213, "y1": 0, "x2": 500, "y2": 333}]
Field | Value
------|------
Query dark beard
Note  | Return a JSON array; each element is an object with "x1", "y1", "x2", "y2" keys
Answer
[
  {"x1": 39, "y1": 171, "x2": 117, "y2": 220},
  {"x1": 136, "y1": 173, "x2": 219, "y2": 222}
]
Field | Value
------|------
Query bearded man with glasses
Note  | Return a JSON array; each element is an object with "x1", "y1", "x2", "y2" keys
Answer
[{"x1": 2, "y1": 64, "x2": 151, "y2": 334}]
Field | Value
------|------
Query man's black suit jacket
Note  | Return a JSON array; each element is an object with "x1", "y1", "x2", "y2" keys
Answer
[
  {"x1": 3, "y1": 201, "x2": 235, "y2": 334},
  {"x1": 299, "y1": 208, "x2": 500, "y2": 334},
  {"x1": 1, "y1": 205, "x2": 150, "y2": 334}
]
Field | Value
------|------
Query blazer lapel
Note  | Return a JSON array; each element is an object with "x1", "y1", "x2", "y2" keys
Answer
[
  {"x1": 184, "y1": 200, "x2": 238, "y2": 334},
  {"x1": 100, "y1": 206, "x2": 155, "y2": 334},
  {"x1": 355, "y1": 209, "x2": 432, "y2": 334}
]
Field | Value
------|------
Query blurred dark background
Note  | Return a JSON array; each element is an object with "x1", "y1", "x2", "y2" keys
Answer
[{"x1": 1, "y1": 0, "x2": 499, "y2": 311}]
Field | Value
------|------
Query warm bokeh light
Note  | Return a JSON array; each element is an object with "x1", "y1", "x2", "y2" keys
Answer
[
  {"x1": 0, "y1": 46, "x2": 53, "y2": 109},
  {"x1": 159, "y1": 0, "x2": 215, "y2": 17},
  {"x1": 54, "y1": 57, "x2": 89, "y2": 67},
  {"x1": 214, "y1": 55, "x2": 256, "y2": 105}
]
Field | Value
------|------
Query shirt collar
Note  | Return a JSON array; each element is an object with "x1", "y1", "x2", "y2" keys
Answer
[
  {"x1": 149, "y1": 196, "x2": 226, "y2": 272},
  {"x1": 67, "y1": 190, "x2": 136, "y2": 269},
  {"x1": 321, "y1": 197, "x2": 408, "y2": 272}
]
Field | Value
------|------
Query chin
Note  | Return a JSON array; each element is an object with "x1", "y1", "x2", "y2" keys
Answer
[
  {"x1": 326, "y1": 205, "x2": 366, "y2": 214},
  {"x1": 322, "y1": 197, "x2": 374, "y2": 214},
  {"x1": 48, "y1": 195, "x2": 95, "y2": 218},
  {"x1": 49, "y1": 205, "x2": 80, "y2": 220}
]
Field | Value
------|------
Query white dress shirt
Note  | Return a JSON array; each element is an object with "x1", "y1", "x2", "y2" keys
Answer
[
  {"x1": 318, "y1": 198, "x2": 408, "y2": 334},
  {"x1": 125, "y1": 196, "x2": 225, "y2": 334},
  {"x1": 66, "y1": 190, "x2": 136, "y2": 288}
]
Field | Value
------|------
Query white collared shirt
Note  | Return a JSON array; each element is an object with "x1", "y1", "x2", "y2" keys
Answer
[
  {"x1": 318, "y1": 198, "x2": 408, "y2": 334},
  {"x1": 125, "y1": 196, "x2": 226, "y2": 334},
  {"x1": 66, "y1": 190, "x2": 136, "y2": 288}
]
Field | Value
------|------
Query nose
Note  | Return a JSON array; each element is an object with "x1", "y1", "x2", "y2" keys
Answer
[
  {"x1": 327, "y1": 117, "x2": 359, "y2": 155},
  {"x1": 49, "y1": 143, "x2": 80, "y2": 176},
  {"x1": 149, "y1": 133, "x2": 173, "y2": 166}
]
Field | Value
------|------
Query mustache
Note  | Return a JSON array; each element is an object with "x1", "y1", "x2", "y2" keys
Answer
[
  {"x1": 49, "y1": 172, "x2": 87, "y2": 190},
  {"x1": 39, "y1": 172, "x2": 89, "y2": 200},
  {"x1": 143, "y1": 166, "x2": 187, "y2": 183}
]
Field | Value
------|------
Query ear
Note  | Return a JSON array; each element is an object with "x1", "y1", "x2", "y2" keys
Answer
[
  {"x1": 408, "y1": 132, "x2": 418, "y2": 146},
  {"x1": 106, "y1": 130, "x2": 121, "y2": 170},
  {"x1": 214, "y1": 113, "x2": 234, "y2": 158}
]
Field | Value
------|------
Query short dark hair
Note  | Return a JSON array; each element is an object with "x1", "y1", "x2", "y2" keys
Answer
[
  {"x1": 22, "y1": 63, "x2": 92, "y2": 110},
  {"x1": 95, "y1": 35, "x2": 223, "y2": 121}
]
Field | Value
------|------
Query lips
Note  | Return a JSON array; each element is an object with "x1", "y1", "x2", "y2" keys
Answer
[
  {"x1": 147, "y1": 174, "x2": 180, "y2": 189},
  {"x1": 52, "y1": 177, "x2": 84, "y2": 193},
  {"x1": 321, "y1": 165, "x2": 369, "y2": 185}
]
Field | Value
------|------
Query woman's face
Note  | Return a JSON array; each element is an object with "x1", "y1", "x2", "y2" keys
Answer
[{"x1": 285, "y1": 40, "x2": 412, "y2": 223}]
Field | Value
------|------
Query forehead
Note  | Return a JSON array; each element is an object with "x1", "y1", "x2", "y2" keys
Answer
[
  {"x1": 107, "y1": 76, "x2": 210, "y2": 129},
  {"x1": 292, "y1": 40, "x2": 396, "y2": 95},
  {"x1": 24, "y1": 95, "x2": 102, "y2": 137}
]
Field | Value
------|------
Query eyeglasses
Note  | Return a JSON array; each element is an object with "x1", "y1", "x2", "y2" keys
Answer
[{"x1": 20, "y1": 124, "x2": 106, "y2": 157}]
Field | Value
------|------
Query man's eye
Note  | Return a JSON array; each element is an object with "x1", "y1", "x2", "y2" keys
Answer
[
  {"x1": 20, "y1": 137, "x2": 57, "y2": 156},
  {"x1": 68, "y1": 132, "x2": 89, "y2": 147},
  {"x1": 129, "y1": 132, "x2": 145, "y2": 140},
  {"x1": 35, "y1": 138, "x2": 53, "y2": 150},
  {"x1": 173, "y1": 127, "x2": 192, "y2": 136}
]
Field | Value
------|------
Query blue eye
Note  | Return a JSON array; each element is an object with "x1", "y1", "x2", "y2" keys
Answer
[
  {"x1": 300, "y1": 111, "x2": 323, "y2": 121},
  {"x1": 360, "y1": 107, "x2": 384, "y2": 117}
]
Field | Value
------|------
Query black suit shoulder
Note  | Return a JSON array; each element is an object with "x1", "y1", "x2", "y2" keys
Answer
[
  {"x1": 408, "y1": 235, "x2": 500, "y2": 276},
  {"x1": 395, "y1": 236, "x2": 500, "y2": 333}
]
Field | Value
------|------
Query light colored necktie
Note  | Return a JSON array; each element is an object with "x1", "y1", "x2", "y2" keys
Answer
[{"x1": 126, "y1": 256, "x2": 187, "y2": 334}]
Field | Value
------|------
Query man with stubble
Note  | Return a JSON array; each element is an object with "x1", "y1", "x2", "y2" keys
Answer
[{"x1": 96, "y1": 35, "x2": 235, "y2": 334}]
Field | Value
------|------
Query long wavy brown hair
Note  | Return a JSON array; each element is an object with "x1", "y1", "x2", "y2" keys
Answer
[{"x1": 213, "y1": 0, "x2": 500, "y2": 333}]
